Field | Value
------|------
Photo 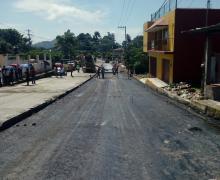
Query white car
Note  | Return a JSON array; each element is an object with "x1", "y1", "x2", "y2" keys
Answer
[{"x1": 103, "y1": 63, "x2": 113, "y2": 73}]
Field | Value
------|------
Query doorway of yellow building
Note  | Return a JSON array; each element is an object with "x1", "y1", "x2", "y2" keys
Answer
[
  {"x1": 150, "y1": 57, "x2": 157, "y2": 77},
  {"x1": 162, "y1": 59, "x2": 170, "y2": 83}
]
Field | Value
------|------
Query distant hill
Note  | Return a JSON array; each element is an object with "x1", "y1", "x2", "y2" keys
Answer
[{"x1": 33, "y1": 39, "x2": 56, "y2": 49}]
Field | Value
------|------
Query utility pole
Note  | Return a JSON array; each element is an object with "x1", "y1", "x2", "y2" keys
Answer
[
  {"x1": 206, "y1": 0, "x2": 211, "y2": 26},
  {"x1": 118, "y1": 26, "x2": 127, "y2": 65},
  {"x1": 26, "y1": 29, "x2": 32, "y2": 47},
  {"x1": 203, "y1": 0, "x2": 211, "y2": 96}
]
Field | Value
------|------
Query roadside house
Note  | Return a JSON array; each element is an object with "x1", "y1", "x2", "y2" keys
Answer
[
  {"x1": 184, "y1": 23, "x2": 220, "y2": 100},
  {"x1": 143, "y1": 1, "x2": 220, "y2": 84}
]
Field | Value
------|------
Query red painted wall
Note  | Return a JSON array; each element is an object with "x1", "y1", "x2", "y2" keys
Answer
[{"x1": 173, "y1": 9, "x2": 220, "y2": 84}]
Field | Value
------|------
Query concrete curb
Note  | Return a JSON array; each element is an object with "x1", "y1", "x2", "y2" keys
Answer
[
  {"x1": 133, "y1": 76, "x2": 220, "y2": 121},
  {"x1": 0, "y1": 74, "x2": 96, "y2": 131}
]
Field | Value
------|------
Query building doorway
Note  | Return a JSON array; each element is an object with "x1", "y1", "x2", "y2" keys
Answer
[
  {"x1": 162, "y1": 59, "x2": 170, "y2": 83},
  {"x1": 150, "y1": 57, "x2": 157, "y2": 77}
]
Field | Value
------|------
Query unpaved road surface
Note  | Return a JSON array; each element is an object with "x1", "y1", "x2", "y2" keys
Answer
[{"x1": 0, "y1": 74, "x2": 220, "y2": 180}]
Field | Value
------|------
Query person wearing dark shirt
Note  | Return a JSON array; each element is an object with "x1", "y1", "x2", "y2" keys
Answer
[
  {"x1": 30, "y1": 66, "x2": 36, "y2": 84},
  {"x1": 25, "y1": 68, "x2": 30, "y2": 86}
]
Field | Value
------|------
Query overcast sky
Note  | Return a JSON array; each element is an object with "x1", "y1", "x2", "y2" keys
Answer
[{"x1": 1, "y1": 0, "x2": 219, "y2": 44}]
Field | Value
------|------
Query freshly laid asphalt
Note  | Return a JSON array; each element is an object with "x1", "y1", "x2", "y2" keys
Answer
[{"x1": 0, "y1": 73, "x2": 220, "y2": 180}]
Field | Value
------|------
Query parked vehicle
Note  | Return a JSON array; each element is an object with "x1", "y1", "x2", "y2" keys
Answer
[
  {"x1": 103, "y1": 63, "x2": 113, "y2": 73},
  {"x1": 54, "y1": 63, "x2": 66, "y2": 76},
  {"x1": 3, "y1": 66, "x2": 15, "y2": 85},
  {"x1": 82, "y1": 55, "x2": 96, "y2": 73},
  {"x1": 20, "y1": 64, "x2": 33, "y2": 77}
]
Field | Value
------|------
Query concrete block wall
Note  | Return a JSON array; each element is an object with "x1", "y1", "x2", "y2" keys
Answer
[{"x1": 0, "y1": 54, "x2": 52, "y2": 73}]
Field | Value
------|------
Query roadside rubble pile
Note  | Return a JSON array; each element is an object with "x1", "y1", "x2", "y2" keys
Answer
[
  {"x1": 135, "y1": 74, "x2": 149, "y2": 79},
  {"x1": 164, "y1": 82, "x2": 203, "y2": 100}
]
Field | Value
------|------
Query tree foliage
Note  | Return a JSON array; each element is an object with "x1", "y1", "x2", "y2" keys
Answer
[
  {"x1": 0, "y1": 29, "x2": 30, "y2": 54},
  {"x1": 54, "y1": 30, "x2": 120, "y2": 59},
  {"x1": 55, "y1": 29, "x2": 77, "y2": 59},
  {"x1": 0, "y1": 28, "x2": 147, "y2": 74},
  {"x1": 125, "y1": 35, "x2": 148, "y2": 74}
]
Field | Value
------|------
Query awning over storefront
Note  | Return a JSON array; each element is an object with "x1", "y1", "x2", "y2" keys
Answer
[{"x1": 145, "y1": 18, "x2": 168, "y2": 32}]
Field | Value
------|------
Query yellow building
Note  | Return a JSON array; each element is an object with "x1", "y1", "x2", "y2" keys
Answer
[
  {"x1": 144, "y1": 10, "x2": 175, "y2": 84},
  {"x1": 144, "y1": 0, "x2": 220, "y2": 85}
]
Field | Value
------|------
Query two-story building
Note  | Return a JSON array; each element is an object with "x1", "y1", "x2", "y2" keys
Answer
[{"x1": 144, "y1": 1, "x2": 220, "y2": 84}]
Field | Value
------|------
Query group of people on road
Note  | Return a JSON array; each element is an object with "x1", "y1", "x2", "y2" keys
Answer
[
  {"x1": 112, "y1": 63, "x2": 119, "y2": 76},
  {"x1": 97, "y1": 66, "x2": 105, "y2": 79},
  {"x1": 0, "y1": 65, "x2": 22, "y2": 86},
  {"x1": 25, "y1": 66, "x2": 36, "y2": 86},
  {"x1": 0, "y1": 65, "x2": 36, "y2": 87},
  {"x1": 96, "y1": 63, "x2": 120, "y2": 79},
  {"x1": 70, "y1": 64, "x2": 80, "y2": 77},
  {"x1": 54, "y1": 63, "x2": 81, "y2": 78}
]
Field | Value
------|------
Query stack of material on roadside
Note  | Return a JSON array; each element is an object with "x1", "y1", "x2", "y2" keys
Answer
[
  {"x1": 135, "y1": 74, "x2": 148, "y2": 79},
  {"x1": 164, "y1": 82, "x2": 203, "y2": 100}
]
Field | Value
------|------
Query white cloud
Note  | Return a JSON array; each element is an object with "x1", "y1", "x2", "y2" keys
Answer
[{"x1": 14, "y1": 0, "x2": 105, "y2": 23}]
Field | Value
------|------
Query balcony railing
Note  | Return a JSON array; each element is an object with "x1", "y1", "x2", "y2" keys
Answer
[
  {"x1": 148, "y1": 38, "x2": 173, "y2": 51},
  {"x1": 151, "y1": 0, "x2": 177, "y2": 21},
  {"x1": 151, "y1": 0, "x2": 220, "y2": 21}
]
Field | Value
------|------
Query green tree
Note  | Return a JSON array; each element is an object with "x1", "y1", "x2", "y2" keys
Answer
[
  {"x1": 77, "y1": 33, "x2": 93, "y2": 52},
  {"x1": 93, "y1": 31, "x2": 101, "y2": 41},
  {"x1": 124, "y1": 35, "x2": 148, "y2": 74},
  {"x1": 0, "y1": 29, "x2": 30, "y2": 54},
  {"x1": 55, "y1": 29, "x2": 77, "y2": 59}
]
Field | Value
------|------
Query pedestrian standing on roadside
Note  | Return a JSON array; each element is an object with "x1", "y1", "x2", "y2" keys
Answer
[
  {"x1": 101, "y1": 66, "x2": 105, "y2": 79},
  {"x1": 127, "y1": 68, "x2": 130, "y2": 80},
  {"x1": 76, "y1": 64, "x2": 80, "y2": 73},
  {"x1": 30, "y1": 66, "x2": 36, "y2": 84},
  {"x1": 70, "y1": 65, "x2": 73, "y2": 77},
  {"x1": 15, "y1": 66, "x2": 19, "y2": 82},
  {"x1": 18, "y1": 66, "x2": 22, "y2": 80},
  {"x1": 60, "y1": 66, "x2": 64, "y2": 77},
  {"x1": 115, "y1": 65, "x2": 119, "y2": 78},
  {"x1": 9, "y1": 68, "x2": 14, "y2": 85},
  {"x1": 2, "y1": 66, "x2": 6, "y2": 85},
  {"x1": 25, "y1": 67, "x2": 30, "y2": 86},
  {"x1": 97, "y1": 67, "x2": 101, "y2": 79},
  {"x1": 0, "y1": 66, "x2": 2, "y2": 87}
]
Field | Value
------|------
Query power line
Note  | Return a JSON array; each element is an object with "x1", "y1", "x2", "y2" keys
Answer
[
  {"x1": 125, "y1": 0, "x2": 136, "y2": 24},
  {"x1": 121, "y1": 0, "x2": 133, "y2": 25},
  {"x1": 118, "y1": 0, "x2": 134, "y2": 26},
  {"x1": 118, "y1": 0, "x2": 126, "y2": 26}
]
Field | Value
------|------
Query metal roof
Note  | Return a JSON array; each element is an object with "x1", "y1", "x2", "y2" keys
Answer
[{"x1": 182, "y1": 23, "x2": 220, "y2": 34}]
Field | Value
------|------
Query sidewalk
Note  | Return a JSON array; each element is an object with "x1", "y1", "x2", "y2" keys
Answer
[
  {"x1": 134, "y1": 76, "x2": 220, "y2": 120},
  {"x1": 0, "y1": 71, "x2": 94, "y2": 129}
]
